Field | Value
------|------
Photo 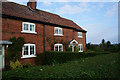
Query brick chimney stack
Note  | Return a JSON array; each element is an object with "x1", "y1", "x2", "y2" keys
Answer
[{"x1": 27, "y1": 0, "x2": 37, "y2": 10}]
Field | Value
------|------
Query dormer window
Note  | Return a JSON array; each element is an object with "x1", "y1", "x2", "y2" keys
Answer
[
  {"x1": 78, "y1": 32, "x2": 82, "y2": 38},
  {"x1": 21, "y1": 22, "x2": 37, "y2": 34},
  {"x1": 54, "y1": 27, "x2": 63, "y2": 36}
]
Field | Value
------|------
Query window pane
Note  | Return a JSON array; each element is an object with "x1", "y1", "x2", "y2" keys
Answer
[
  {"x1": 24, "y1": 46, "x2": 28, "y2": 55},
  {"x1": 59, "y1": 29, "x2": 62, "y2": 34},
  {"x1": 80, "y1": 33, "x2": 82, "y2": 36},
  {"x1": 30, "y1": 25, "x2": 34, "y2": 31},
  {"x1": 24, "y1": 24, "x2": 28, "y2": 31},
  {"x1": 78, "y1": 33, "x2": 79, "y2": 36},
  {"x1": 30, "y1": 45, "x2": 34, "y2": 55},
  {"x1": 55, "y1": 28, "x2": 58, "y2": 34},
  {"x1": 81, "y1": 45, "x2": 83, "y2": 51},
  {"x1": 55, "y1": 45, "x2": 58, "y2": 51},
  {"x1": 78, "y1": 44, "x2": 83, "y2": 51},
  {"x1": 59, "y1": 45, "x2": 62, "y2": 51},
  {"x1": 78, "y1": 45, "x2": 80, "y2": 51}
]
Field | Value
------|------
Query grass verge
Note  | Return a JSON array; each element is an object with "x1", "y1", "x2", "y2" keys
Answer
[{"x1": 2, "y1": 52, "x2": 119, "y2": 79}]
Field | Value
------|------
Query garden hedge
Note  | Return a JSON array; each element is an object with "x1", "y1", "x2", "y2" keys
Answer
[{"x1": 36, "y1": 51, "x2": 110, "y2": 65}]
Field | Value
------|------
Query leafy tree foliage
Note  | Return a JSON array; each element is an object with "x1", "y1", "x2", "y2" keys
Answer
[
  {"x1": 6, "y1": 37, "x2": 24, "y2": 62},
  {"x1": 101, "y1": 39, "x2": 105, "y2": 50},
  {"x1": 106, "y1": 41, "x2": 111, "y2": 48},
  {"x1": 86, "y1": 43, "x2": 91, "y2": 49}
]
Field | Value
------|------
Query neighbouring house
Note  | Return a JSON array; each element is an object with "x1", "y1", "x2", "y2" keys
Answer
[{"x1": 0, "y1": 0, "x2": 87, "y2": 68}]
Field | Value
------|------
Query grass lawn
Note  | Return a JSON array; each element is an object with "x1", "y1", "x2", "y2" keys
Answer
[{"x1": 2, "y1": 52, "x2": 119, "y2": 79}]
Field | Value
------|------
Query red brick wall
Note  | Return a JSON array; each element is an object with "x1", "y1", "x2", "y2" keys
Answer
[
  {"x1": 44, "y1": 25, "x2": 86, "y2": 51},
  {"x1": 74, "y1": 31, "x2": 86, "y2": 51},
  {"x1": 2, "y1": 18, "x2": 86, "y2": 65},
  {"x1": 2, "y1": 18, "x2": 44, "y2": 64}
]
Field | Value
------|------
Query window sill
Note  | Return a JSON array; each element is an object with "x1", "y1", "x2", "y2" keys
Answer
[
  {"x1": 21, "y1": 55, "x2": 37, "y2": 59},
  {"x1": 54, "y1": 34, "x2": 64, "y2": 36},
  {"x1": 78, "y1": 36, "x2": 83, "y2": 38},
  {"x1": 21, "y1": 31, "x2": 37, "y2": 34}
]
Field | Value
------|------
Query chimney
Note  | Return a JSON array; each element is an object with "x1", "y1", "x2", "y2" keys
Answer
[{"x1": 27, "y1": 0, "x2": 37, "y2": 10}]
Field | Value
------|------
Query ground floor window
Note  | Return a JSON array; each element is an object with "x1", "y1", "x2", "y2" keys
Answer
[
  {"x1": 22, "y1": 44, "x2": 36, "y2": 58},
  {"x1": 54, "y1": 44, "x2": 63, "y2": 51},
  {"x1": 78, "y1": 44, "x2": 83, "y2": 52}
]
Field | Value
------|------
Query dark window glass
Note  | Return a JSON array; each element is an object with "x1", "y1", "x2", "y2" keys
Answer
[
  {"x1": 55, "y1": 45, "x2": 58, "y2": 51},
  {"x1": 55, "y1": 28, "x2": 58, "y2": 34},
  {"x1": 30, "y1": 46, "x2": 34, "y2": 55},
  {"x1": 24, "y1": 24, "x2": 28, "y2": 31},
  {"x1": 24, "y1": 46, "x2": 28, "y2": 55},
  {"x1": 30, "y1": 25, "x2": 34, "y2": 31},
  {"x1": 59, "y1": 45, "x2": 62, "y2": 51}
]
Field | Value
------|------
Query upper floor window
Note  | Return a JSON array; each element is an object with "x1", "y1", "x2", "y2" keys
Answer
[
  {"x1": 21, "y1": 44, "x2": 36, "y2": 58},
  {"x1": 78, "y1": 32, "x2": 82, "y2": 38},
  {"x1": 54, "y1": 27, "x2": 63, "y2": 36},
  {"x1": 21, "y1": 22, "x2": 37, "y2": 34},
  {"x1": 54, "y1": 44, "x2": 63, "y2": 51}
]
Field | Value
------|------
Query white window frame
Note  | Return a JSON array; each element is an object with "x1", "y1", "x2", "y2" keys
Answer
[
  {"x1": 54, "y1": 27, "x2": 63, "y2": 36},
  {"x1": 21, "y1": 44, "x2": 36, "y2": 58},
  {"x1": 54, "y1": 44, "x2": 63, "y2": 51},
  {"x1": 78, "y1": 32, "x2": 82, "y2": 38},
  {"x1": 78, "y1": 44, "x2": 83, "y2": 52},
  {"x1": 21, "y1": 22, "x2": 37, "y2": 34}
]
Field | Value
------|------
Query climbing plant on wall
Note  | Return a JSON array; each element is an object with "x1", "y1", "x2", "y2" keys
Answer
[{"x1": 6, "y1": 37, "x2": 24, "y2": 62}]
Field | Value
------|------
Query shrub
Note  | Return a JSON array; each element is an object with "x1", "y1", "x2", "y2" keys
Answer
[
  {"x1": 75, "y1": 46, "x2": 79, "y2": 52},
  {"x1": 36, "y1": 51, "x2": 111, "y2": 65},
  {"x1": 35, "y1": 53, "x2": 45, "y2": 65},
  {"x1": 23, "y1": 63, "x2": 34, "y2": 68},
  {"x1": 65, "y1": 45, "x2": 72, "y2": 52},
  {"x1": 10, "y1": 60, "x2": 22, "y2": 70},
  {"x1": 6, "y1": 37, "x2": 24, "y2": 62},
  {"x1": 109, "y1": 45, "x2": 119, "y2": 53}
]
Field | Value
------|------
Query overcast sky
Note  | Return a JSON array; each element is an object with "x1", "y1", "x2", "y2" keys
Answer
[{"x1": 7, "y1": 0, "x2": 118, "y2": 44}]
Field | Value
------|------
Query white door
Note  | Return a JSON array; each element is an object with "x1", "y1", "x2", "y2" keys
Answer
[
  {"x1": 78, "y1": 44, "x2": 83, "y2": 52},
  {"x1": 0, "y1": 45, "x2": 5, "y2": 68}
]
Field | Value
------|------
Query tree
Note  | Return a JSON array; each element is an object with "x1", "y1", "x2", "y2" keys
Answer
[
  {"x1": 101, "y1": 39, "x2": 105, "y2": 50},
  {"x1": 106, "y1": 41, "x2": 111, "y2": 48},
  {"x1": 86, "y1": 43, "x2": 91, "y2": 49},
  {"x1": 6, "y1": 37, "x2": 24, "y2": 62},
  {"x1": 118, "y1": 43, "x2": 120, "y2": 52}
]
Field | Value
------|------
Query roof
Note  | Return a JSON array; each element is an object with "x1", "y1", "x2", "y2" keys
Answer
[
  {"x1": 1, "y1": 2, "x2": 87, "y2": 32},
  {"x1": 0, "y1": 41, "x2": 12, "y2": 45}
]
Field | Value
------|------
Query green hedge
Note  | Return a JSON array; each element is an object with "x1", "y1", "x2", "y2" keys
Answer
[
  {"x1": 3, "y1": 52, "x2": 118, "y2": 79},
  {"x1": 36, "y1": 51, "x2": 110, "y2": 65}
]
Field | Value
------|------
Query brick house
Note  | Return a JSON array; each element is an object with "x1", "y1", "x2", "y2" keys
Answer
[{"x1": 0, "y1": 0, "x2": 87, "y2": 68}]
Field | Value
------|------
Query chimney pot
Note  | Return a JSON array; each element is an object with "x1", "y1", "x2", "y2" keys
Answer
[{"x1": 27, "y1": 0, "x2": 37, "y2": 10}]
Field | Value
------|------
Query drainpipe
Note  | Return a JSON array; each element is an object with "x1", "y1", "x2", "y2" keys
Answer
[{"x1": 43, "y1": 24, "x2": 45, "y2": 52}]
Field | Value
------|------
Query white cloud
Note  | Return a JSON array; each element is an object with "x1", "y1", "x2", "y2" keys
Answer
[
  {"x1": 42, "y1": 1, "x2": 52, "y2": 6},
  {"x1": 55, "y1": 3, "x2": 90, "y2": 14},
  {"x1": 104, "y1": 3, "x2": 118, "y2": 17},
  {"x1": 84, "y1": 23, "x2": 118, "y2": 44},
  {"x1": 98, "y1": 3, "x2": 105, "y2": 8},
  {"x1": 7, "y1": 0, "x2": 28, "y2": 5},
  {"x1": 44, "y1": 9, "x2": 51, "y2": 12},
  {"x1": 7, "y1": 0, "x2": 119, "y2": 3}
]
